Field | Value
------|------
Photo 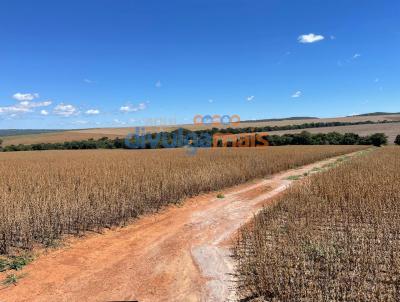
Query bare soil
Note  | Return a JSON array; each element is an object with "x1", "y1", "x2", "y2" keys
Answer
[{"x1": 0, "y1": 153, "x2": 358, "y2": 302}]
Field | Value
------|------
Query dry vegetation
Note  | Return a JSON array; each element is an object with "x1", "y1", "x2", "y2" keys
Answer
[
  {"x1": 0, "y1": 146, "x2": 365, "y2": 255},
  {"x1": 234, "y1": 146, "x2": 400, "y2": 301},
  {"x1": 2, "y1": 114, "x2": 400, "y2": 146}
]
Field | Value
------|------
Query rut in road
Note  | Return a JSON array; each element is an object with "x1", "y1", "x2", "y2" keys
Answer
[{"x1": 0, "y1": 153, "x2": 359, "y2": 302}]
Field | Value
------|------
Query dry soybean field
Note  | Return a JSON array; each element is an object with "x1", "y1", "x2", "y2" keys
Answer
[
  {"x1": 0, "y1": 146, "x2": 365, "y2": 255},
  {"x1": 234, "y1": 146, "x2": 400, "y2": 301}
]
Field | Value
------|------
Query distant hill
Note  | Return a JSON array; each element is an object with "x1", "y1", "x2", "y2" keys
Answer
[
  {"x1": 0, "y1": 129, "x2": 63, "y2": 137},
  {"x1": 242, "y1": 117, "x2": 318, "y2": 123},
  {"x1": 1, "y1": 113, "x2": 399, "y2": 146},
  {"x1": 351, "y1": 112, "x2": 400, "y2": 117}
]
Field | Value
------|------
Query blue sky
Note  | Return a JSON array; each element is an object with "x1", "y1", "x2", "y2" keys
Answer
[{"x1": 0, "y1": 0, "x2": 399, "y2": 129}]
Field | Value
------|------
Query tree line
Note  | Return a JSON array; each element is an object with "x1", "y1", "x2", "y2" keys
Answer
[
  {"x1": 0, "y1": 131, "x2": 396, "y2": 152},
  {"x1": 197, "y1": 120, "x2": 396, "y2": 135}
]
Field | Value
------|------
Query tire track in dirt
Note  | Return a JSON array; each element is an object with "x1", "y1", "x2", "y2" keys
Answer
[{"x1": 0, "y1": 152, "x2": 361, "y2": 302}]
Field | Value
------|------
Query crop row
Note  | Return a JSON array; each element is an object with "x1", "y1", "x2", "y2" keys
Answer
[
  {"x1": 234, "y1": 146, "x2": 400, "y2": 301},
  {"x1": 0, "y1": 146, "x2": 364, "y2": 254}
]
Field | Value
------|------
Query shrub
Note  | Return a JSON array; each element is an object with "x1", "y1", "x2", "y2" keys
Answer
[
  {"x1": 342, "y1": 133, "x2": 360, "y2": 145},
  {"x1": 395, "y1": 135, "x2": 400, "y2": 145},
  {"x1": 368, "y1": 133, "x2": 388, "y2": 147}
]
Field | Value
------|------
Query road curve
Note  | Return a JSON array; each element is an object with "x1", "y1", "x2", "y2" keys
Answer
[{"x1": 0, "y1": 154, "x2": 353, "y2": 302}]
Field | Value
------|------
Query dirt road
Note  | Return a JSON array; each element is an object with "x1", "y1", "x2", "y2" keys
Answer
[{"x1": 0, "y1": 154, "x2": 352, "y2": 302}]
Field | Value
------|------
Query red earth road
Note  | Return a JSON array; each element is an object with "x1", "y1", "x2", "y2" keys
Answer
[{"x1": 0, "y1": 153, "x2": 356, "y2": 302}]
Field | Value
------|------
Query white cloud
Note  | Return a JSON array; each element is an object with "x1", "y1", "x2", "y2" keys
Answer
[
  {"x1": 353, "y1": 53, "x2": 361, "y2": 59},
  {"x1": 155, "y1": 80, "x2": 162, "y2": 88},
  {"x1": 291, "y1": 91, "x2": 302, "y2": 98},
  {"x1": 12, "y1": 92, "x2": 39, "y2": 101},
  {"x1": 246, "y1": 96, "x2": 255, "y2": 102},
  {"x1": 0, "y1": 106, "x2": 30, "y2": 114},
  {"x1": 84, "y1": 79, "x2": 94, "y2": 84},
  {"x1": 72, "y1": 120, "x2": 89, "y2": 125},
  {"x1": 40, "y1": 110, "x2": 49, "y2": 116},
  {"x1": 298, "y1": 33, "x2": 325, "y2": 44},
  {"x1": 0, "y1": 99, "x2": 52, "y2": 115},
  {"x1": 120, "y1": 102, "x2": 147, "y2": 113},
  {"x1": 21, "y1": 100, "x2": 52, "y2": 108},
  {"x1": 330, "y1": 35, "x2": 336, "y2": 40},
  {"x1": 113, "y1": 119, "x2": 126, "y2": 125},
  {"x1": 85, "y1": 109, "x2": 100, "y2": 115},
  {"x1": 53, "y1": 103, "x2": 79, "y2": 117}
]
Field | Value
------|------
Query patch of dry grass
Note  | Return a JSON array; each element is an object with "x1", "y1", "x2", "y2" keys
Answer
[
  {"x1": 234, "y1": 146, "x2": 400, "y2": 301},
  {"x1": 0, "y1": 146, "x2": 365, "y2": 255}
]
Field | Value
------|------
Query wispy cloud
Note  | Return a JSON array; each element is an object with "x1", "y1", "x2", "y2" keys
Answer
[
  {"x1": 246, "y1": 96, "x2": 255, "y2": 102},
  {"x1": 120, "y1": 102, "x2": 148, "y2": 113},
  {"x1": 337, "y1": 53, "x2": 362, "y2": 67},
  {"x1": 155, "y1": 80, "x2": 162, "y2": 88},
  {"x1": 20, "y1": 100, "x2": 52, "y2": 108},
  {"x1": 85, "y1": 109, "x2": 100, "y2": 115},
  {"x1": 72, "y1": 120, "x2": 89, "y2": 125},
  {"x1": 113, "y1": 119, "x2": 126, "y2": 125},
  {"x1": 0, "y1": 105, "x2": 30, "y2": 114},
  {"x1": 12, "y1": 92, "x2": 39, "y2": 102},
  {"x1": 276, "y1": 51, "x2": 292, "y2": 65},
  {"x1": 84, "y1": 79, "x2": 94, "y2": 84},
  {"x1": 298, "y1": 33, "x2": 325, "y2": 44},
  {"x1": 291, "y1": 91, "x2": 302, "y2": 98},
  {"x1": 40, "y1": 110, "x2": 49, "y2": 116},
  {"x1": 53, "y1": 103, "x2": 79, "y2": 117},
  {"x1": 0, "y1": 98, "x2": 52, "y2": 115},
  {"x1": 208, "y1": 99, "x2": 214, "y2": 103}
]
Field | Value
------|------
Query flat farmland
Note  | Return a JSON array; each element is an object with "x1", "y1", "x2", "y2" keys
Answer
[
  {"x1": 0, "y1": 146, "x2": 366, "y2": 255},
  {"x1": 2, "y1": 114, "x2": 400, "y2": 146},
  {"x1": 269, "y1": 121, "x2": 400, "y2": 143}
]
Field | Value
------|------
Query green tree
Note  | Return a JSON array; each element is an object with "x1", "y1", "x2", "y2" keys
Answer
[
  {"x1": 325, "y1": 132, "x2": 344, "y2": 145},
  {"x1": 342, "y1": 133, "x2": 360, "y2": 145},
  {"x1": 369, "y1": 133, "x2": 388, "y2": 147},
  {"x1": 0, "y1": 138, "x2": 3, "y2": 151},
  {"x1": 395, "y1": 135, "x2": 400, "y2": 145}
]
